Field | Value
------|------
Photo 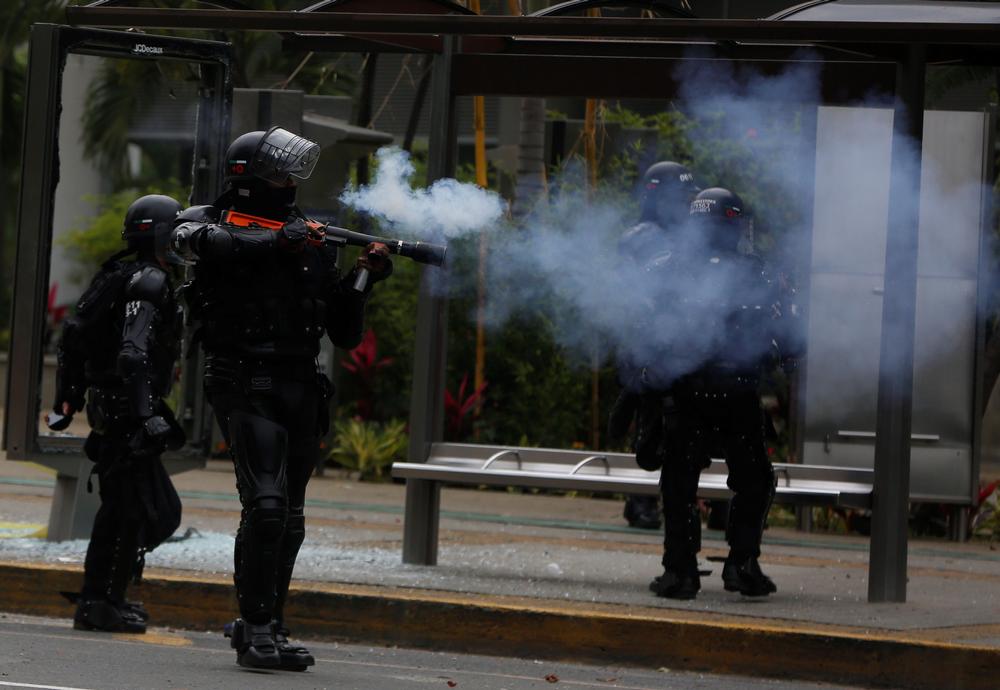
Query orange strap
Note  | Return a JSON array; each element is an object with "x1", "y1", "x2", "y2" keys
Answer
[
  {"x1": 221, "y1": 210, "x2": 326, "y2": 246},
  {"x1": 221, "y1": 210, "x2": 283, "y2": 230}
]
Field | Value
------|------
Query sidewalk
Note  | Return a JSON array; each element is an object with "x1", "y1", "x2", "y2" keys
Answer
[{"x1": 1, "y1": 457, "x2": 998, "y2": 688}]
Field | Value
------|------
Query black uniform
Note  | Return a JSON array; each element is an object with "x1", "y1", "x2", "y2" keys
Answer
[
  {"x1": 171, "y1": 126, "x2": 390, "y2": 670},
  {"x1": 641, "y1": 188, "x2": 786, "y2": 600},
  {"x1": 612, "y1": 161, "x2": 699, "y2": 530},
  {"x1": 53, "y1": 194, "x2": 185, "y2": 632}
]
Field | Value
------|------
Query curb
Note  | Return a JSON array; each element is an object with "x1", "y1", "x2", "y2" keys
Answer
[{"x1": 1, "y1": 561, "x2": 996, "y2": 690}]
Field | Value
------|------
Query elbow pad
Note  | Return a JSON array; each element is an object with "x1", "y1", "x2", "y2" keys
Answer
[
  {"x1": 171, "y1": 222, "x2": 207, "y2": 264},
  {"x1": 173, "y1": 222, "x2": 276, "y2": 261}
]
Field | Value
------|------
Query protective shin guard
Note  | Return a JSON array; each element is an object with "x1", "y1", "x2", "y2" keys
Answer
[
  {"x1": 726, "y1": 470, "x2": 776, "y2": 561},
  {"x1": 228, "y1": 411, "x2": 289, "y2": 624},
  {"x1": 273, "y1": 506, "x2": 306, "y2": 625},
  {"x1": 661, "y1": 503, "x2": 701, "y2": 574}
]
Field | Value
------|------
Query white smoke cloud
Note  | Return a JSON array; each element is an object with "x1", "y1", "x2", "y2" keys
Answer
[
  {"x1": 482, "y1": 173, "x2": 786, "y2": 386},
  {"x1": 338, "y1": 58, "x2": 990, "y2": 456},
  {"x1": 339, "y1": 147, "x2": 506, "y2": 240}
]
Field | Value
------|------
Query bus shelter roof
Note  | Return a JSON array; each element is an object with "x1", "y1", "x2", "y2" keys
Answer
[{"x1": 67, "y1": 1, "x2": 1000, "y2": 101}]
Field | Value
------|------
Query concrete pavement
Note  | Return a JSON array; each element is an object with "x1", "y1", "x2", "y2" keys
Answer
[
  {"x1": 0, "y1": 613, "x2": 867, "y2": 690},
  {"x1": 0, "y1": 457, "x2": 998, "y2": 688}
]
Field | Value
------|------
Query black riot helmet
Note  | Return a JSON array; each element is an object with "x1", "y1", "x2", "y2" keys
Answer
[
  {"x1": 224, "y1": 126, "x2": 320, "y2": 187},
  {"x1": 639, "y1": 161, "x2": 699, "y2": 227},
  {"x1": 223, "y1": 127, "x2": 320, "y2": 218},
  {"x1": 122, "y1": 194, "x2": 183, "y2": 264},
  {"x1": 689, "y1": 187, "x2": 752, "y2": 253}
]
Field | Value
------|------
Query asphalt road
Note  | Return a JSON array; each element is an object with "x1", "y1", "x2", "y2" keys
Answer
[{"x1": 0, "y1": 614, "x2": 861, "y2": 690}]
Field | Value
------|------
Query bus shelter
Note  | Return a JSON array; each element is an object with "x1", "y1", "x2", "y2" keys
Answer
[{"x1": 8, "y1": 0, "x2": 996, "y2": 602}]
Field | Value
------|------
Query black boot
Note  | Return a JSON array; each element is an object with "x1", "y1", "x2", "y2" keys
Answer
[
  {"x1": 123, "y1": 600, "x2": 149, "y2": 621},
  {"x1": 73, "y1": 598, "x2": 146, "y2": 634},
  {"x1": 228, "y1": 618, "x2": 281, "y2": 669},
  {"x1": 273, "y1": 623, "x2": 315, "y2": 671},
  {"x1": 62, "y1": 591, "x2": 147, "y2": 621},
  {"x1": 722, "y1": 555, "x2": 777, "y2": 597},
  {"x1": 648, "y1": 569, "x2": 700, "y2": 600},
  {"x1": 624, "y1": 494, "x2": 661, "y2": 530}
]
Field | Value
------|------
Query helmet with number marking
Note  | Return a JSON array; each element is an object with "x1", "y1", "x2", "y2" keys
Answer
[{"x1": 639, "y1": 161, "x2": 699, "y2": 226}]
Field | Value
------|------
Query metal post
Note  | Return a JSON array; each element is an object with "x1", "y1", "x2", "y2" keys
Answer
[
  {"x1": 403, "y1": 37, "x2": 456, "y2": 566},
  {"x1": 868, "y1": 44, "x2": 926, "y2": 603},
  {"x1": 356, "y1": 53, "x2": 378, "y2": 185},
  {"x1": 185, "y1": 59, "x2": 231, "y2": 453},
  {"x1": 793, "y1": 104, "x2": 820, "y2": 535},
  {"x1": 3, "y1": 24, "x2": 62, "y2": 458}
]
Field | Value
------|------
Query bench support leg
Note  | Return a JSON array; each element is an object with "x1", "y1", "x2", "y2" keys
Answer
[
  {"x1": 795, "y1": 506, "x2": 813, "y2": 533},
  {"x1": 948, "y1": 506, "x2": 969, "y2": 542},
  {"x1": 47, "y1": 467, "x2": 99, "y2": 542},
  {"x1": 402, "y1": 480, "x2": 441, "y2": 565}
]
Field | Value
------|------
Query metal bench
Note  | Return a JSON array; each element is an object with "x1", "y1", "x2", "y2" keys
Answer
[{"x1": 392, "y1": 442, "x2": 874, "y2": 565}]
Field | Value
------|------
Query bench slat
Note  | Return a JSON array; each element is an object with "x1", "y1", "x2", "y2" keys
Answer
[{"x1": 391, "y1": 462, "x2": 872, "y2": 509}]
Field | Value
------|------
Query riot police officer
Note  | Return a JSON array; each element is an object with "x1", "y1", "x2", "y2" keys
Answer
[
  {"x1": 52, "y1": 194, "x2": 186, "y2": 633},
  {"x1": 613, "y1": 161, "x2": 699, "y2": 530},
  {"x1": 618, "y1": 160, "x2": 699, "y2": 263},
  {"x1": 171, "y1": 127, "x2": 392, "y2": 670},
  {"x1": 642, "y1": 187, "x2": 783, "y2": 600}
]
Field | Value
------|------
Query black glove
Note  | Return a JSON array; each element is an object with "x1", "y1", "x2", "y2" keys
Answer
[
  {"x1": 357, "y1": 242, "x2": 394, "y2": 282},
  {"x1": 277, "y1": 217, "x2": 309, "y2": 252},
  {"x1": 46, "y1": 409, "x2": 73, "y2": 432},
  {"x1": 53, "y1": 378, "x2": 85, "y2": 421},
  {"x1": 128, "y1": 415, "x2": 172, "y2": 458}
]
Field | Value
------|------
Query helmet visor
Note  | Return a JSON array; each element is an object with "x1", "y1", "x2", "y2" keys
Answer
[{"x1": 250, "y1": 127, "x2": 321, "y2": 185}]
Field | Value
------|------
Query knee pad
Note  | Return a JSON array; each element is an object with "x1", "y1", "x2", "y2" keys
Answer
[
  {"x1": 245, "y1": 497, "x2": 287, "y2": 545},
  {"x1": 229, "y1": 411, "x2": 288, "y2": 505}
]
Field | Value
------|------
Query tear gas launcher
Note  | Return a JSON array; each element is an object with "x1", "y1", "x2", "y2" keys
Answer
[{"x1": 221, "y1": 210, "x2": 448, "y2": 291}]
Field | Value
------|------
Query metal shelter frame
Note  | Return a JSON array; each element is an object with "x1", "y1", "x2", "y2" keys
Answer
[
  {"x1": 3, "y1": 20, "x2": 232, "y2": 539},
  {"x1": 62, "y1": 0, "x2": 1000, "y2": 603}
]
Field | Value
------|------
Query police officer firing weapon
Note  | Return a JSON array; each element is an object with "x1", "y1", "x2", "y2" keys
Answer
[
  {"x1": 634, "y1": 187, "x2": 789, "y2": 600},
  {"x1": 612, "y1": 161, "x2": 700, "y2": 530},
  {"x1": 170, "y1": 126, "x2": 443, "y2": 670},
  {"x1": 51, "y1": 194, "x2": 186, "y2": 633}
]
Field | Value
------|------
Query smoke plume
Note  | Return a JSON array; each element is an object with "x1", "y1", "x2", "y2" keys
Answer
[
  {"x1": 340, "y1": 56, "x2": 990, "y2": 464},
  {"x1": 340, "y1": 147, "x2": 506, "y2": 240}
]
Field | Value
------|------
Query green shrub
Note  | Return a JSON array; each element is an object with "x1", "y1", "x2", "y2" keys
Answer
[{"x1": 328, "y1": 418, "x2": 408, "y2": 482}]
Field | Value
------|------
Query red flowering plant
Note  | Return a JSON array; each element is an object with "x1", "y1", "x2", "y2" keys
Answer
[
  {"x1": 444, "y1": 374, "x2": 487, "y2": 441},
  {"x1": 341, "y1": 329, "x2": 394, "y2": 421}
]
